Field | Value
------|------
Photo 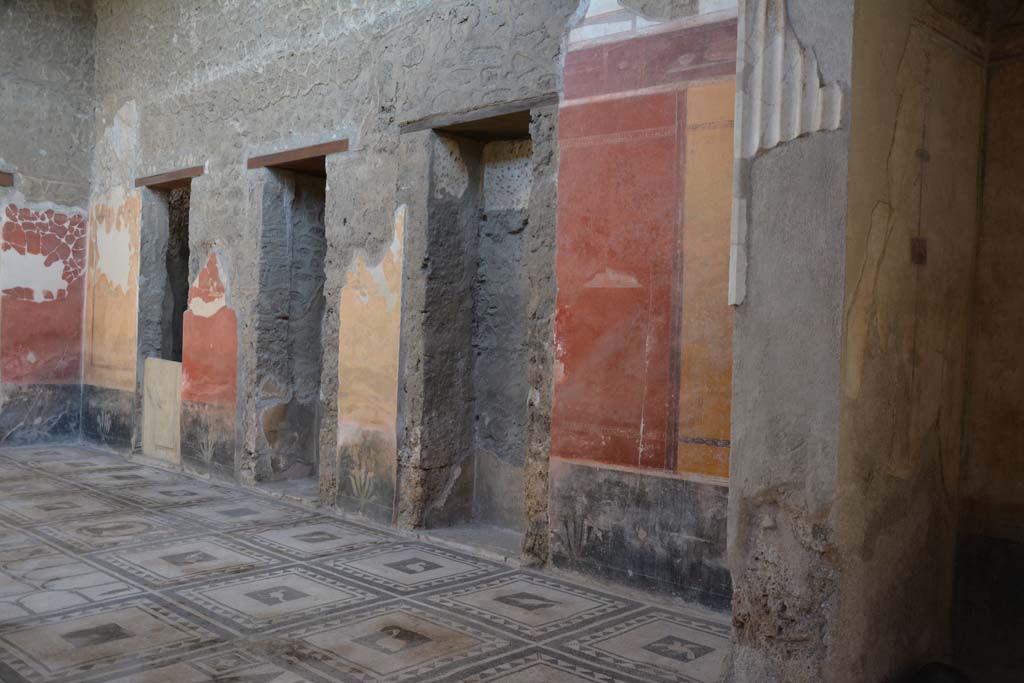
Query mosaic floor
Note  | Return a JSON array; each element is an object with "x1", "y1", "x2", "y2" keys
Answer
[{"x1": 0, "y1": 444, "x2": 730, "y2": 683}]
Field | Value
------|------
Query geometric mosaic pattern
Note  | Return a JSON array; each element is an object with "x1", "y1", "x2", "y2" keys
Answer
[
  {"x1": 89, "y1": 536, "x2": 286, "y2": 589},
  {"x1": 424, "y1": 572, "x2": 640, "y2": 639},
  {"x1": 105, "y1": 482, "x2": 241, "y2": 509},
  {"x1": 28, "y1": 510, "x2": 189, "y2": 554},
  {"x1": 0, "y1": 596, "x2": 229, "y2": 682},
  {"x1": 241, "y1": 519, "x2": 389, "y2": 560},
  {"x1": 0, "y1": 444, "x2": 731, "y2": 682},
  {"x1": 169, "y1": 565, "x2": 384, "y2": 634},
  {"x1": 315, "y1": 543, "x2": 503, "y2": 596},
  {"x1": 0, "y1": 491, "x2": 130, "y2": 526},
  {"x1": 0, "y1": 530, "x2": 142, "y2": 622},
  {"x1": 169, "y1": 497, "x2": 318, "y2": 531},
  {"x1": 551, "y1": 608, "x2": 731, "y2": 683},
  {"x1": 278, "y1": 601, "x2": 519, "y2": 683}
]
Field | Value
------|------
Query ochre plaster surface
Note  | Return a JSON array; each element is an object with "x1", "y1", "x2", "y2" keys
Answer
[
  {"x1": 677, "y1": 81, "x2": 734, "y2": 480},
  {"x1": 84, "y1": 188, "x2": 141, "y2": 392},
  {"x1": 335, "y1": 205, "x2": 405, "y2": 518}
]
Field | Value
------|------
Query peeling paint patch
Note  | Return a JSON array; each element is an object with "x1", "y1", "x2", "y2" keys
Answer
[
  {"x1": 92, "y1": 213, "x2": 133, "y2": 292},
  {"x1": 0, "y1": 251, "x2": 67, "y2": 302},
  {"x1": 0, "y1": 201, "x2": 88, "y2": 385},
  {"x1": 1, "y1": 204, "x2": 86, "y2": 302},
  {"x1": 187, "y1": 252, "x2": 228, "y2": 318}
]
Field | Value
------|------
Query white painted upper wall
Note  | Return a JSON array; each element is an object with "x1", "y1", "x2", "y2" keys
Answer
[
  {"x1": 0, "y1": 249, "x2": 69, "y2": 302},
  {"x1": 571, "y1": 0, "x2": 737, "y2": 45},
  {"x1": 93, "y1": 215, "x2": 133, "y2": 293}
]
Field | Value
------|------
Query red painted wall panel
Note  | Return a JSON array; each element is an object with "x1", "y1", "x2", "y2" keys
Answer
[
  {"x1": 553, "y1": 91, "x2": 682, "y2": 469},
  {"x1": 1, "y1": 204, "x2": 87, "y2": 384},
  {"x1": 181, "y1": 253, "x2": 237, "y2": 407},
  {"x1": 552, "y1": 18, "x2": 736, "y2": 477}
]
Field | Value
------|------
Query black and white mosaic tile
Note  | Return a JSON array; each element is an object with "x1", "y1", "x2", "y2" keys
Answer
[
  {"x1": 423, "y1": 571, "x2": 641, "y2": 640},
  {"x1": 239, "y1": 519, "x2": 390, "y2": 560},
  {"x1": 0, "y1": 445, "x2": 731, "y2": 682},
  {"x1": 316, "y1": 543, "x2": 506, "y2": 596},
  {"x1": 278, "y1": 601, "x2": 522, "y2": 683},
  {"x1": 549, "y1": 607, "x2": 731, "y2": 683},
  {"x1": 170, "y1": 498, "x2": 318, "y2": 531},
  {"x1": 0, "y1": 595, "x2": 229, "y2": 682},
  {"x1": 89, "y1": 535, "x2": 286, "y2": 589},
  {"x1": 169, "y1": 565, "x2": 385, "y2": 634}
]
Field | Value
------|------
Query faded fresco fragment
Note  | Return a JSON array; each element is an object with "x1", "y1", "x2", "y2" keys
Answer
[
  {"x1": 336, "y1": 205, "x2": 405, "y2": 521},
  {"x1": 79, "y1": 101, "x2": 142, "y2": 449},
  {"x1": 0, "y1": 200, "x2": 89, "y2": 443},
  {"x1": 84, "y1": 187, "x2": 141, "y2": 392},
  {"x1": 1, "y1": 203, "x2": 87, "y2": 384},
  {"x1": 552, "y1": 6, "x2": 736, "y2": 480},
  {"x1": 181, "y1": 252, "x2": 238, "y2": 478}
]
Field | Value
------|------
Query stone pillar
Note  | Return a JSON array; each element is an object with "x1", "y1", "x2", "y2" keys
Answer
[
  {"x1": 726, "y1": 2, "x2": 852, "y2": 679},
  {"x1": 726, "y1": 0, "x2": 988, "y2": 680}
]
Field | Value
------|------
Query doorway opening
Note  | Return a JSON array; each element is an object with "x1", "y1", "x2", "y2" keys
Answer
[
  {"x1": 135, "y1": 165, "x2": 204, "y2": 467},
  {"x1": 419, "y1": 112, "x2": 535, "y2": 554},
  {"x1": 250, "y1": 144, "x2": 341, "y2": 498}
]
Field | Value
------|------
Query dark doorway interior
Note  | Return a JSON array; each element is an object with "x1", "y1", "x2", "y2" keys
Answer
[{"x1": 162, "y1": 186, "x2": 190, "y2": 362}]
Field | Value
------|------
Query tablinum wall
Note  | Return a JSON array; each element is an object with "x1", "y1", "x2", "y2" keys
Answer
[
  {"x1": 9, "y1": 0, "x2": 742, "y2": 614},
  {"x1": 75, "y1": 0, "x2": 580, "y2": 492},
  {"x1": 10, "y1": 3, "x2": 1024, "y2": 681},
  {"x1": 835, "y1": 1, "x2": 986, "y2": 677},
  {"x1": 0, "y1": 203, "x2": 88, "y2": 443}
]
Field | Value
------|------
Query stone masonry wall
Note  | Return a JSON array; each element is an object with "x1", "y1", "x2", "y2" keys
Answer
[{"x1": 0, "y1": 0, "x2": 95, "y2": 444}]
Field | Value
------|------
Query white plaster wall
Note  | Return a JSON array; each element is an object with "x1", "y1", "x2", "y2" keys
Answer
[{"x1": 0, "y1": 250, "x2": 68, "y2": 302}]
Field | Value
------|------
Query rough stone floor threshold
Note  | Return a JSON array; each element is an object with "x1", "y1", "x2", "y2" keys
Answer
[{"x1": 0, "y1": 443, "x2": 729, "y2": 683}]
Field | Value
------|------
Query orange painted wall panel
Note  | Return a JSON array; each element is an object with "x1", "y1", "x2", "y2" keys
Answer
[
  {"x1": 677, "y1": 82, "x2": 734, "y2": 479},
  {"x1": 335, "y1": 205, "x2": 405, "y2": 518}
]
